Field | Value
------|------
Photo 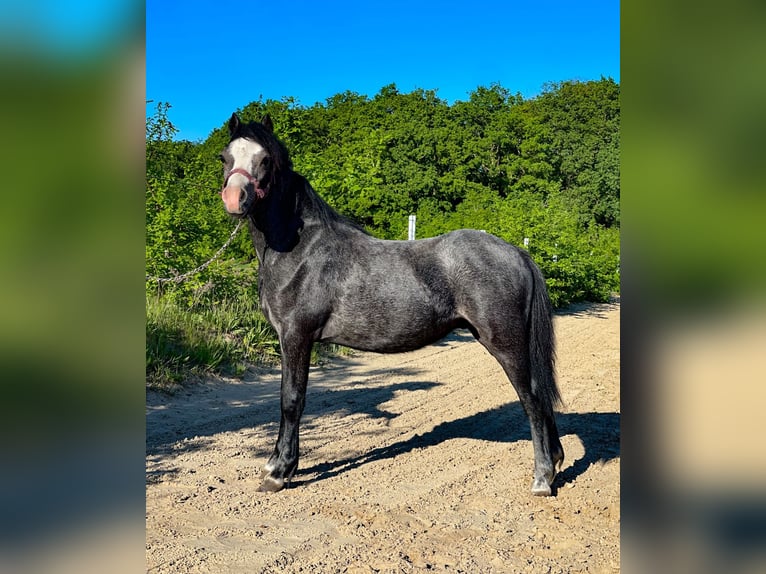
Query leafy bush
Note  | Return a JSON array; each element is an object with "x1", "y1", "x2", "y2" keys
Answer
[{"x1": 146, "y1": 81, "x2": 620, "y2": 384}]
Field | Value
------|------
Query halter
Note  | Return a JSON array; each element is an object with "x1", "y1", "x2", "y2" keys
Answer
[{"x1": 222, "y1": 168, "x2": 268, "y2": 200}]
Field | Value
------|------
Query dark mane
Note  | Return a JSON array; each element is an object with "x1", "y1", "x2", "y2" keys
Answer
[
  {"x1": 233, "y1": 119, "x2": 368, "y2": 236},
  {"x1": 296, "y1": 175, "x2": 370, "y2": 236}
]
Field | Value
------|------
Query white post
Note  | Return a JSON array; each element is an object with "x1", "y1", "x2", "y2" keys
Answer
[
  {"x1": 523, "y1": 237, "x2": 529, "y2": 248},
  {"x1": 408, "y1": 214, "x2": 416, "y2": 240}
]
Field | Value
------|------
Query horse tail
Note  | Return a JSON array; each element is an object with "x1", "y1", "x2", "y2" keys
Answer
[{"x1": 525, "y1": 253, "x2": 562, "y2": 413}]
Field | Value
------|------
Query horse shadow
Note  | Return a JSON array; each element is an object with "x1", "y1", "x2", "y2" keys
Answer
[
  {"x1": 295, "y1": 399, "x2": 620, "y2": 493},
  {"x1": 146, "y1": 365, "x2": 436, "y2": 460},
  {"x1": 147, "y1": 356, "x2": 619, "y2": 493}
]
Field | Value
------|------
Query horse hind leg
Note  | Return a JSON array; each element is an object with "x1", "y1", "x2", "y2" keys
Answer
[
  {"x1": 528, "y1": 399, "x2": 564, "y2": 496},
  {"x1": 475, "y1": 331, "x2": 564, "y2": 496},
  {"x1": 509, "y1": 359, "x2": 563, "y2": 496}
]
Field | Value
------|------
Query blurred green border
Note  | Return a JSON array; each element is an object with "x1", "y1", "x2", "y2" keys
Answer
[
  {"x1": 623, "y1": 0, "x2": 766, "y2": 309},
  {"x1": 0, "y1": 3, "x2": 146, "y2": 571}
]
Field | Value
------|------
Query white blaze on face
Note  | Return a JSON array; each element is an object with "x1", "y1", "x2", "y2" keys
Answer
[
  {"x1": 227, "y1": 138, "x2": 266, "y2": 188},
  {"x1": 222, "y1": 137, "x2": 266, "y2": 213}
]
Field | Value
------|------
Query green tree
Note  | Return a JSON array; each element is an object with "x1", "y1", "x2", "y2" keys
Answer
[
  {"x1": 533, "y1": 78, "x2": 620, "y2": 226},
  {"x1": 147, "y1": 79, "x2": 620, "y2": 309}
]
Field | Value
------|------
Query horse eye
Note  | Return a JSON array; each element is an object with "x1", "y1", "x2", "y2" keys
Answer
[{"x1": 218, "y1": 154, "x2": 226, "y2": 163}]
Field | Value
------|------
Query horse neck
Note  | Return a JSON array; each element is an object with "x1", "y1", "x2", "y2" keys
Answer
[
  {"x1": 245, "y1": 169, "x2": 295, "y2": 256},
  {"x1": 247, "y1": 170, "x2": 332, "y2": 258}
]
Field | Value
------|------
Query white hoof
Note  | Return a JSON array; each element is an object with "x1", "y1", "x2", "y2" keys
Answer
[{"x1": 531, "y1": 477, "x2": 553, "y2": 496}]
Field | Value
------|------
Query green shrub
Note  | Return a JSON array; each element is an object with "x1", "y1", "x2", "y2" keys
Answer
[
  {"x1": 146, "y1": 81, "x2": 620, "y2": 385},
  {"x1": 146, "y1": 294, "x2": 279, "y2": 390}
]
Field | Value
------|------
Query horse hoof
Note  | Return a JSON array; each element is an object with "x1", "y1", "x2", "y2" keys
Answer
[
  {"x1": 260, "y1": 461, "x2": 276, "y2": 479},
  {"x1": 258, "y1": 475, "x2": 285, "y2": 493},
  {"x1": 531, "y1": 477, "x2": 552, "y2": 497}
]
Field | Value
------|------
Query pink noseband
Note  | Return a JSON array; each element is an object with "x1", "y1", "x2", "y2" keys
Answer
[{"x1": 222, "y1": 168, "x2": 267, "y2": 200}]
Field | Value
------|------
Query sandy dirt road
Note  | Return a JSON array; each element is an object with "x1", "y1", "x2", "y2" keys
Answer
[{"x1": 147, "y1": 300, "x2": 620, "y2": 573}]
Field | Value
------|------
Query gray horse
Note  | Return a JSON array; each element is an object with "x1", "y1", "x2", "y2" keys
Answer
[{"x1": 219, "y1": 113, "x2": 564, "y2": 495}]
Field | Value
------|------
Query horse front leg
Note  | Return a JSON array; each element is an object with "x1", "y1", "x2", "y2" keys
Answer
[{"x1": 259, "y1": 334, "x2": 312, "y2": 493}]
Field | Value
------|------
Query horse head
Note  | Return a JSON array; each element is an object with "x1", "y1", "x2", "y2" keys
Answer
[{"x1": 219, "y1": 113, "x2": 289, "y2": 216}]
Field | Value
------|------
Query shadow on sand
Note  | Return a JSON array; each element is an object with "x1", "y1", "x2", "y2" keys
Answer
[
  {"x1": 295, "y1": 402, "x2": 619, "y2": 494},
  {"x1": 148, "y1": 372, "x2": 618, "y2": 494}
]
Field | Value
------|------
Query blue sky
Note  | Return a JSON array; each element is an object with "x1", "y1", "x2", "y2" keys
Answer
[{"x1": 147, "y1": 0, "x2": 620, "y2": 142}]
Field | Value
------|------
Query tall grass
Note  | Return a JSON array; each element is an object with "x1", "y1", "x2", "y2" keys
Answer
[
  {"x1": 146, "y1": 296, "x2": 277, "y2": 389},
  {"x1": 146, "y1": 295, "x2": 347, "y2": 390}
]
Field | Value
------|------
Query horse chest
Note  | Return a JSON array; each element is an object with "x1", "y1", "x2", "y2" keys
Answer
[
  {"x1": 257, "y1": 273, "x2": 306, "y2": 331},
  {"x1": 260, "y1": 295, "x2": 277, "y2": 329},
  {"x1": 257, "y1": 272, "x2": 280, "y2": 329}
]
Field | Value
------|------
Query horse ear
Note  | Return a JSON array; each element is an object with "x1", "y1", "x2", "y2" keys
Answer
[
  {"x1": 261, "y1": 114, "x2": 273, "y2": 133},
  {"x1": 228, "y1": 113, "x2": 240, "y2": 136}
]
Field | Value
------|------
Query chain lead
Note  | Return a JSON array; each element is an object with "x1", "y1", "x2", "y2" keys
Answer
[{"x1": 146, "y1": 220, "x2": 244, "y2": 284}]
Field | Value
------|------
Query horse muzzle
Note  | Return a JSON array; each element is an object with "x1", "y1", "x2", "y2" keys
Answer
[{"x1": 221, "y1": 168, "x2": 267, "y2": 215}]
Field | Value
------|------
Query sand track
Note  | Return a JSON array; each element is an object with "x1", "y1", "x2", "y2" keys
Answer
[{"x1": 147, "y1": 300, "x2": 619, "y2": 573}]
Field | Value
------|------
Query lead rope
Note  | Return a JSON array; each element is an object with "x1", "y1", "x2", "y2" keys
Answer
[{"x1": 145, "y1": 220, "x2": 244, "y2": 284}]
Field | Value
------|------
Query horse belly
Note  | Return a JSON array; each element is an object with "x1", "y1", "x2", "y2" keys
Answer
[{"x1": 319, "y1": 298, "x2": 460, "y2": 354}]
